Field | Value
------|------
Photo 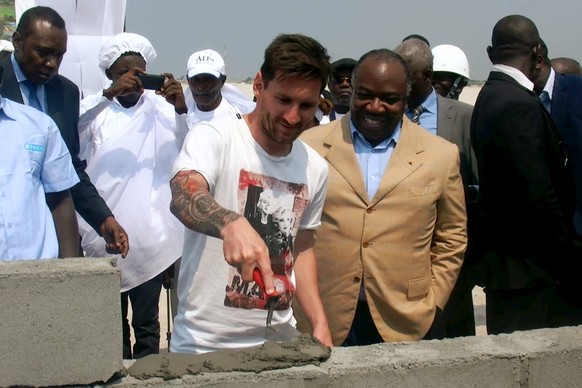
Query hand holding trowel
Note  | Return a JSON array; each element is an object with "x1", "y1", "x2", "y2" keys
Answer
[{"x1": 253, "y1": 267, "x2": 301, "y2": 341}]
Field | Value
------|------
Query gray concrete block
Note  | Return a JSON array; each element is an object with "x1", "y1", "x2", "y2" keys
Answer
[
  {"x1": 0, "y1": 257, "x2": 123, "y2": 387},
  {"x1": 110, "y1": 326, "x2": 582, "y2": 387}
]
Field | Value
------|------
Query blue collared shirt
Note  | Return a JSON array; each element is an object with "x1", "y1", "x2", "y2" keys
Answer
[
  {"x1": 349, "y1": 119, "x2": 402, "y2": 200},
  {"x1": 11, "y1": 53, "x2": 47, "y2": 112},
  {"x1": 406, "y1": 88, "x2": 438, "y2": 135},
  {"x1": 0, "y1": 96, "x2": 79, "y2": 260}
]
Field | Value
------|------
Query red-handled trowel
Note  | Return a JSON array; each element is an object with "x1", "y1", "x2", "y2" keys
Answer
[{"x1": 253, "y1": 267, "x2": 300, "y2": 341}]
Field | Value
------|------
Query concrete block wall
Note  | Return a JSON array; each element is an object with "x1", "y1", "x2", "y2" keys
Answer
[
  {"x1": 114, "y1": 326, "x2": 582, "y2": 387},
  {"x1": 1, "y1": 257, "x2": 581, "y2": 387},
  {"x1": 0, "y1": 258, "x2": 123, "y2": 387}
]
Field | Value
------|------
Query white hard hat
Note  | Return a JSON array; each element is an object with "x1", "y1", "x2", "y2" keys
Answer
[{"x1": 432, "y1": 44, "x2": 470, "y2": 79}]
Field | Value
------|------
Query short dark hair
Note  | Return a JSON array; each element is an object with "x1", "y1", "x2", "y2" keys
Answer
[
  {"x1": 260, "y1": 34, "x2": 331, "y2": 93},
  {"x1": 354, "y1": 49, "x2": 412, "y2": 94},
  {"x1": 109, "y1": 51, "x2": 145, "y2": 70},
  {"x1": 489, "y1": 15, "x2": 539, "y2": 63},
  {"x1": 402, "y1": 34, "x2": 430, "y2": 46},
  {"x1": 16, "y1": 6, "x2": 66, "y2": 36}
]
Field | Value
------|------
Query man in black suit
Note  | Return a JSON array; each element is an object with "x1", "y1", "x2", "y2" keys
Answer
[
  {"x1": 532, "y1": 40, "x2": 582, "y2": 326},
  {"x1": 471, "y1": 15, "x2": 579, "y2": 334},
  {"x1": 0, "y1": 6, "x2": 128, "y2": 257}
]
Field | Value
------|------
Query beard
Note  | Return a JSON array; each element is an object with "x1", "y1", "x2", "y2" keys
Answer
[{"x1": 258, "y1": 109, "x2": 303, "y2": 146}]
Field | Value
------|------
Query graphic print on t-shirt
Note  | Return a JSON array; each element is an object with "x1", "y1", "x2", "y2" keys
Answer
[{"x1": 224, "y1": 169, "x2": 309, "y2": 311}]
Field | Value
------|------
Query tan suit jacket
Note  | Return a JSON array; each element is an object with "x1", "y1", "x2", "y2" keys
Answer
[{"x1": 297, "y1": 114, "x2": 467, "y2": 345}]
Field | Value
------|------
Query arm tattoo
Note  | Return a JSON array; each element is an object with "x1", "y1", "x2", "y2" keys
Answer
[{"x1": 170, "y1": 171, "x2": 240, "y2": 238}]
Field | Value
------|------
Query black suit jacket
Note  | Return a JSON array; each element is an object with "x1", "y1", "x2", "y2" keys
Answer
[
  {"x1": 470, "y1": 71, "x2": 576, "y2": 289},
  {"x1": 551, "y1": 73, "x2": 582, "y2": 233},
  {"x1": 0, "y1": 56, "x2": 112, "y2": 232}
]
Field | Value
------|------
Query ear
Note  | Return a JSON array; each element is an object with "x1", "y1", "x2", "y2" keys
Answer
[
  {"x1": 252, "y1": 71, "x2": 263, "y2": 99},
  {"x1": 105, "y1": 68, "x2": 113, "y2": 81},
  {"x1": 423, "y1": 68, "x2": 433, "y2": 84},
  {"x1": 535, "y1": 54, "x2": 544, "y2": 71},
  {"x1": 220, "y1": 75, "x2": 227, "y2": 87},
  {"x1": 486, "y1": 46, "x2": 495, "y2": 63},
  {"x1": 12, "y1": 31, "x2": 22, "y2": 52}
]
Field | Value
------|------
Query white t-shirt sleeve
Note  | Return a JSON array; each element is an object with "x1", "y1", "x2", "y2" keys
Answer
[
  {"x1": 299, "y1": 148, "x2": 329, "y2": 230},
  {"x1": 172, "y1": 121, "x2": 225, "y2": 192}
]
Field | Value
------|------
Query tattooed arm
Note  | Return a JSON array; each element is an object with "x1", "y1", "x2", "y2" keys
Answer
[{"x1": 170, "y1": 170, "x2": 275, "y2": 292}]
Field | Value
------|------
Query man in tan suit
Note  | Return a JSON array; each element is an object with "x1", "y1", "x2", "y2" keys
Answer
[{"x1": 298, "y1": 48, "x2": 467, "y2": 346}]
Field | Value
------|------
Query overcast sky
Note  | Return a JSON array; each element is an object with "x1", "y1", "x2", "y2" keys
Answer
[{"x1": 125, "y1": 0, "x2": 581, "y2": 81}]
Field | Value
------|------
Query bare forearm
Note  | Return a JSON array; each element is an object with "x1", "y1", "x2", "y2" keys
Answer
[
  {"x1": 47, "y1": 191, "x2": 80, "y2": 258},
  {"x1": 170, "y1": 171, "x2": 240, "y2": 238},
  {"x1": 294, "y1": 231, "x2": 331, "y2": 345},
  {"x1": 295, "y1": 250, "x2": 328, "y2": 329}
]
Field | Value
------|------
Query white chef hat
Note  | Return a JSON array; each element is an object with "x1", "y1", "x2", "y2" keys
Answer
[{"x1": 99, "y1": 32, "x2": 157, "y2": 70}]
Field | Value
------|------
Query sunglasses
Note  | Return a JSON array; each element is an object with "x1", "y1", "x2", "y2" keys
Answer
[{"x1": 332, "y1": 76, "x2": 351, "y2": 85}]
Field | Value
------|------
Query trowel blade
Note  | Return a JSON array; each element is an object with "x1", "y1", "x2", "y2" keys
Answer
[{"x1": 265, "y1": 323, "x2": 301, "y2": 342}]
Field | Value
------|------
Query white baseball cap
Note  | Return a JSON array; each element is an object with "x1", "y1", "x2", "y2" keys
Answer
[{"x1": 187, "y1": 49, "x2": 226, "y2": 78}]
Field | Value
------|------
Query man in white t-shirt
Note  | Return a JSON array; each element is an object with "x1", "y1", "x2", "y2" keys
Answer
[
  {"x1": 170, "y1": 34, "x2": 333, "y2": 353},
  {"x1": 184, "y1": 49, "x2": 255, "y2": 130}
]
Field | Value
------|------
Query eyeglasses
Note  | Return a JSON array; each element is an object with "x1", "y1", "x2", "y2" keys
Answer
[{"x1": 332, "y1": 76, "x2": 351, "y2": 85}]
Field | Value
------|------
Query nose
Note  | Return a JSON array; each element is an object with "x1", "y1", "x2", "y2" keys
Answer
[
  {"x1": 339, "y1": 79, "x2": 351, "y2": 88},
  {"x1": 367, "y1": 98, "x2": 385, "y2": 113},
  {"x1": 283, "y1": 105, "x2": 301, "y2": 126},
  {"x1": 44, "y1": 55, "x2": 60, "y2": 71}
]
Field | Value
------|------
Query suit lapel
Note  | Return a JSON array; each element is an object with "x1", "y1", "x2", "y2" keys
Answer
[
  {"x1": 0, "y1": 56, "x2": 25, "y2": 104},
  {"x1": 436, "y1": 94, "x2": 454, "y2": 142},
  {"x1": 323, "y1": 116, "x2": 370, "y2": 204},
  {"x1": 371, "y1": 118, "x2": 423, "y2": 204},
  {"x1": 44, "y1": 79, "x2": 58, "y2": 117},
  {"x1": 43, "y1": 78, "x2": 68, "y2": 133},
  {"x1": 551, "y1": 73, "x2": 567, "y2": 128}
]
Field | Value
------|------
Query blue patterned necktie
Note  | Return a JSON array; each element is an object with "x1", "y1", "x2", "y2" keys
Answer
[
  {"x1": 23, "y1": 80, "x2": 43, "y2": 112},
  {"x1": 410, "y1": 105, "x2": 426, "y2": 124},
  {"x1": 539, "y1": 91, "x2": 551, "y2": 114}
]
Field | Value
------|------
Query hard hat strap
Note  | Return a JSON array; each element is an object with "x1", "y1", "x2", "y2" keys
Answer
[{"x1": 446, "y1": 75, "x2": 465, "y2": 99}]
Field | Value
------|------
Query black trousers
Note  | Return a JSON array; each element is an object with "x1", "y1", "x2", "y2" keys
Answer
[
  {"x1": 342, "y1": 300, "x2": 445, "y2": 346},
  {"x1": 485, "y1": 284, "x2": 559, "y2": 335},
  {"x1": 442, "y1": 263, "x2": 476, "y2": 338},
  {"x1": 121, "y1": 273, "x2": 163, "y2": 359}
]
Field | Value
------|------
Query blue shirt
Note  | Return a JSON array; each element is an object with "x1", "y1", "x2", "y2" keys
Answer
[
  {"x1": 0, "y1": 97, "x2": 79, "y2": 260},
  {"x1": 11, "y1": 53, "x2": 47, "y2": 112},
  {"x1": 406, "y1": 88, "x2": 438, "y2": 135},
  {"x1": 349, "y1": 119, "x2": 401, "y2": 200}
]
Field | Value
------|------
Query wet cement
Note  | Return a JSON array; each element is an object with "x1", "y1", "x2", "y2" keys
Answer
[{"x1": 127, "y1": 334, "x2": 331, "y2": 380}]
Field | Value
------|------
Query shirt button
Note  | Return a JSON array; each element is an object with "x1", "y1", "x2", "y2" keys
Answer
[
  {"x1": 363, "y1": 242, "x2": 369, "y2": 248},
  {"x1": 354, "y1": 276, "x2": 361, "y2": 283},
  {"x1": 366, "y1": 208, "x2": 373, "y2": 214}
]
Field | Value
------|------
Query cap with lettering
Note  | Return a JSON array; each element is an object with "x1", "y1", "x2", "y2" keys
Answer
[{"x1": 187, "y1": 49, "x2": 226, "y2": 78}]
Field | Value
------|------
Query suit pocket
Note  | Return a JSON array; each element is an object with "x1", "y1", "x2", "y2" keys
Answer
[
  {"x1": 407, "y1": 274, "x2": 431, "y2": 300},
  {"x1": 409, "y1": 185, "x2": 437, "y2": 197}
]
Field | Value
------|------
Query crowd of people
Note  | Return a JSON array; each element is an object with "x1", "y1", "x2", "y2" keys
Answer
[{"x1": 1, "y1": 5, "x2": 582, "y2": 358}]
